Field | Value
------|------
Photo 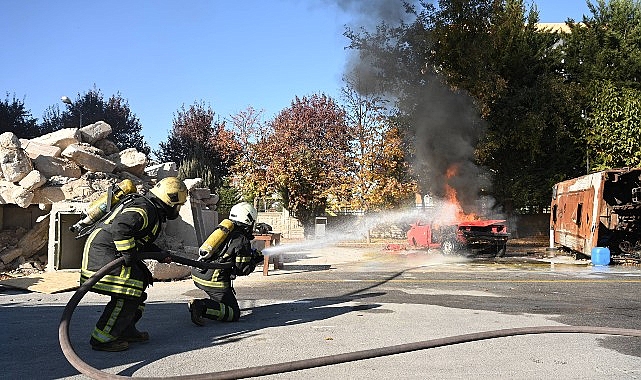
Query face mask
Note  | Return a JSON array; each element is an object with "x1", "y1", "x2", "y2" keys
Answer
[{"x1": 166, "y1": 204, "x2": 181, "y2": 220}]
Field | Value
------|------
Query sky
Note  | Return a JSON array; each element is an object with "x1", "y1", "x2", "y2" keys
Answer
[{"x1": 1, "y1": 0, "x2": 592, "y2": 152}]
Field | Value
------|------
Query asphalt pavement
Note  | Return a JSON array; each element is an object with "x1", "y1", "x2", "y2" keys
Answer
[{"x1": 2, "y1": 241, "x2": 641, "y2": 379}]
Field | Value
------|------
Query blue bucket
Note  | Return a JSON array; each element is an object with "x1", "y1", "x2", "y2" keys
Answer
[{"x1": 591, "y1": 247, "x2": 610, "y2": 266}]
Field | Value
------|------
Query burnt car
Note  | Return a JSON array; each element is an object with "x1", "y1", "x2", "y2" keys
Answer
[{"x1": 407, "y1": 219, "x2": 509, "y2": 256}]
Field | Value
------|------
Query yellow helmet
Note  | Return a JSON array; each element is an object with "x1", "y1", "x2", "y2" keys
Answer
[{"x1": 150, "y1": 177, "x2": 188, "y2": 207}]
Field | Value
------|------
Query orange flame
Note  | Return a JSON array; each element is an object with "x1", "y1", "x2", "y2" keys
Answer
[{"x1": 445, "y1": 165, "x2": 478, "y2": 222}]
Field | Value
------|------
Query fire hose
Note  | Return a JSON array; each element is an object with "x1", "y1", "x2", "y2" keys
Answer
[{"x1": 60, "y1": 252, "x2": 641, "y2": 380}]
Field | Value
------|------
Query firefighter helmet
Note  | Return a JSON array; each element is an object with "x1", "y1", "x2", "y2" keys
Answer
[
  {"x1": 150, "y1": 177, "x2": 188, "y2": 207},
  {"x1": 229, "y1": 202, "x2": 257, "y2": 226}
]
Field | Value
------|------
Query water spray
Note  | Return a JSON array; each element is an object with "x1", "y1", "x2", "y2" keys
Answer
[{"x1": 262, "y1": 199, "x2": 467, "y2": 257}]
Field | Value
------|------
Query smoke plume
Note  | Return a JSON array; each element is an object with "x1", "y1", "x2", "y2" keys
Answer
[{"x1": 334, "y1": 0, "x2": 489, "y2": 215}]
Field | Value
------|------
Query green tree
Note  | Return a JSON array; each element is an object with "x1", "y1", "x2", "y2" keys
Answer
[
  {"x1": 264, "y1": 94, "x2": 352, "y2": 235},
  {"x1": 0, "y1": 93, "x2": 42, "y2": 139},
  {"x1": 586, "y1": 80, "x2": 641, "y2": 169},
  {"x1": 345, "y1": 0, "x2": 587, "y2": 212},
  {"x1": 563, "y1": 0, "x2": 641, "y2": 172},
  {"x1": 156, "y1": 102, "x2": 239, "y2": 191},
  {"x1": 564, "y1": 0, "x2": 641, "y2": 89},
  {"x1": 41, "y1": 86, "x2": 150, "y2": 155}
]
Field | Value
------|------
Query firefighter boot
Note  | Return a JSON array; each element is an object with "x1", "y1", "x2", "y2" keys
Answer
[
  {"x1": 121, "y1": 327, "x2": 150, "y2": 343},
  {"x1": 121, "y1": 308, "x2": 150, "y2": 343},
  {"x1": 90, "y1": 338, "x2": 129, "y2": 352},
  {"x1": 188, "y1": 299, "x2": 205, "y2": 326}
]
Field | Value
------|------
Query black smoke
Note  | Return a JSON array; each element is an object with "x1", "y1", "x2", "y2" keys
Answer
[{"x1": 333, "y1": 0, "x2": 488, "y2": 215}]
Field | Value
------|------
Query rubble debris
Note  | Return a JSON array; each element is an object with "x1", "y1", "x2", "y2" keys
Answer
[
  {"x1": 29, "y1": 127, "x2": 81, "y2": 150},
  {"x1": 0, "y1": 215, "x2": 49, "y2": 265},
  {"x1": 62, "y1": 143, "x2": 117, "y2": 173},
  {"x1": 19, "y1": 139, "x2": 62, "y2": 160},
  {"x1": 0, "y1": 132, "x2": 33, "y2": 183},
  {"x1": 79, "y1": 121, "x2": 111, "y2": 144},
  {"x1": 0, "y1": 121, "x2": 219, "y2": 280}
]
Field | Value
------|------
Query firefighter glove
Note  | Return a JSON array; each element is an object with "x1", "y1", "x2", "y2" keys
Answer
[{"x1": 251, "y1": 248, "x2": 264, "y2": 264}]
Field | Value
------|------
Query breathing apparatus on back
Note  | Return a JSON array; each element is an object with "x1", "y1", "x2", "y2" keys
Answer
[
  {"x1": 197, "y1": 202, "x2": 259, "y2": 261},
  {"x1": 70, "y1": 179, "x2": 137, "y2": 236},
  {"x1": 198, "y1": 219, "x2": 235, "y2": 260}
]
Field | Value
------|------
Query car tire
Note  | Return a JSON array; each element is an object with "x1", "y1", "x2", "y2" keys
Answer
[{"x1": 441, "y1": 240, "x2": 457, "y2": 255}]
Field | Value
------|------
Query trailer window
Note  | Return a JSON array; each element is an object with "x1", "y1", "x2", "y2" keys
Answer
[
  {"x1": 552, "y1": 205, "x2": 557, "y2": 223},
  {"x1": 576, "y1": 203, "x2": 583, "y2": 226}
]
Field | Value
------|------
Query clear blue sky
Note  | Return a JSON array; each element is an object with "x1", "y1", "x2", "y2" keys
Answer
[{"x1": 1, "y1": 0, "x2": 591, "y2": 151}]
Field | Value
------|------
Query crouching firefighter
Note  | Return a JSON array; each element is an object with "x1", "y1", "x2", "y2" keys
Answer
[
  {"x1": 80, "y1": 177, "x2": 188, "y2": 352},
  {"x1": 188, "y1": 201, "x2": 264, "y2": 326}
]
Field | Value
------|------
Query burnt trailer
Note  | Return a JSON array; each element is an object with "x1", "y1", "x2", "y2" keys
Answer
[{"x1": 550, "y1": 167, "x2": 641, "y2": 262}]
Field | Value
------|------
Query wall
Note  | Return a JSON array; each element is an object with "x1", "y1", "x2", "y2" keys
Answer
[{"x1": 256, "y1": 210, "x2": 304, "y2": 239}]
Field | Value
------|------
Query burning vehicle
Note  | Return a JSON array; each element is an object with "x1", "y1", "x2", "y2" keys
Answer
[{"x1": 406, "y1": 219, "x2": 509, "y2": 256}]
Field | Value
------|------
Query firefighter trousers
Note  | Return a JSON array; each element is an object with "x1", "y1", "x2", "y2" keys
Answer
[
  {"x1": 199, "y1": 286, "x2": 240, "y2": 322},
  {"x1": 90, "y1": 293, "x2": 146, "y2": 344}
]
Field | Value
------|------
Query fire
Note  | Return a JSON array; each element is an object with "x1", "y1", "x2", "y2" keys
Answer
[{"x1": 445, "y1": 165, "x2": 478, "y2": 222}]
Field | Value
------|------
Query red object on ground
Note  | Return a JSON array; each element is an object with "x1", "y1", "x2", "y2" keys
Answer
[{"x1": 406, "y1": 219, "x2": 509, "y2": 256}]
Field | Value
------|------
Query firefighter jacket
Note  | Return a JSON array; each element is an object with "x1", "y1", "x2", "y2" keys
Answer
[
  {"x1": 191, "y1": 228, "x2": 256, "y2": 290},
  {"x1": 80, "y1": 194, "x2": 163, "y2": 299}
]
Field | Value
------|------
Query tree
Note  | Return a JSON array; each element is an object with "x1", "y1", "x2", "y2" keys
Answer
[
  {"x1": 586, "y1": 80, "x2": 641, "y2": 169},
  {"x1": 156, "y1": 101, "x2": 239, "y2": 191},
  {"x1": 41, "y1": 86, "x2": 150, "y2": 155},
  {"x1": 227, "y1": 107, "x2": 274, "y2": 209},
  {"x1": 341, "y1": 78, "x2": 415, "y2": 212},
  {"x1": 264, "y1": 94, "x2": 352, "y2": 234},
  {"x1": 563, "y1": 0, "x2": 641, "y2": 172},
  {"x1": 345, "y1": 0, "x2": 587, "y2": 213},
  {"x1": 564, "y1": 0, "x2": 641, "y2": 89},
  {"x1": 0, "y1": 93, "x2": 42, "y2": 139}
]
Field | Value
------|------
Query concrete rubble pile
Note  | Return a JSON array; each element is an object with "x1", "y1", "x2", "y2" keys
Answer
[{"x1": 0, "y1": 121, "x2": 219, "y2": 280}]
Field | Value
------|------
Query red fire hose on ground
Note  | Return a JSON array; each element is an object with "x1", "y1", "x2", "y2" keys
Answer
[{"x1": 59, "y1": 252, "x2": 641, "y2": 380}]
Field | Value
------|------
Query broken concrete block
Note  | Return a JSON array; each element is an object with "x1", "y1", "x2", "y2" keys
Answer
[
  {"x1": 19, "y1": 170, "x2": 47, "y2": 191},
  {"x1": 31, "y1": 186, "x2": 66, "y2": 204},
  {"x1": 12, "y1": 187, "x2": 34, "y2": 208},
  {"x1": 145, "y1": 246, "x2": 197, "y2": 280},
  {"x1": 30, "y1": 128, "x2": 81, "y2": 150},
  {"x1": 19, "y1": 139, "x2": 62, "y2": 159},
  {"x1": 184, "y1": 178, "x2": 203, "y2": 190},
  {"x1": 190, "y1": 188, "x2": 211, "y2": 200},
  {"x1": 62, "y1": 144, "x2": 116, "y2": 173},
  {"x1": 202, "y1": 194, "x2": 219, "y2": 206},
  {"x1": 109, "y1": 148, "x2": 147, "y2": 177},
  {"x1": 0, "y1": 132, "x2": 21, "y2": 149},
  {"x1": 94, "y1": 139, "x2": 120, "y2": 156},
  {"x1": 33, "y1": 156, "x2": 82, "y2": 178},
  {"x1": 0, "y1": 147, "x2": 33, "y2": 183},
  {"x1": 80, "y1": 121, "x2": 112, "y2": 144},
  {"x1": 0, "y1": 215, "x2": 49, "y2": 263},
  {"x1": 0, "y1": 180, "x2": 20, "y2": 203},
  {"x1": 61, "y1": 177, "x2": 97, "y2": 200},
  {"x1": 144, "y1": 162, "x2": 177, "y2": 179},
  {"x1": 1, "y1": 247, "x2": 24, "y2": 265},
  {"x1": 71, "y1": 142, "x2": 104, "y2": 156},
  {"x1": 145, "y1": 259, "x2": 192, "y2": 280}
]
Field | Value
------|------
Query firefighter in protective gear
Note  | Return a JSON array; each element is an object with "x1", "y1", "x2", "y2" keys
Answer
[
  {"x1": 80, "y1": 177, "x2": 188, "y2": 352},
  {"x1": 188, "y1": 201, "x2": 264, "y2": 326}
]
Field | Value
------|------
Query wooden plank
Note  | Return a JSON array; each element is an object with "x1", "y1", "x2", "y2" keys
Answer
[{"x1": 0, "y1": 271, "x2": 79, "y2": 294}]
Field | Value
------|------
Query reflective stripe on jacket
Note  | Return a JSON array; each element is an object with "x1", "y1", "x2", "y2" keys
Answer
[
  {"x1": 191, "y1": 229, "x2": 254, "y2": 290},
  {"x1": 80, "y1": 194, "x2": 161, "y2": 299}
]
